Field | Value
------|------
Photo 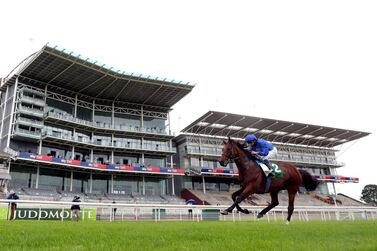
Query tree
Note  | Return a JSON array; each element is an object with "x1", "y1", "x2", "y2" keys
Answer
[{"x1": 361, "y1": 184, "x2": 377, "y2": 206}]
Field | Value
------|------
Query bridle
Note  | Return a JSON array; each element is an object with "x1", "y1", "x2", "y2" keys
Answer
[{"x1": 220, "y1": 141, "x2": 242, "y2": 167}]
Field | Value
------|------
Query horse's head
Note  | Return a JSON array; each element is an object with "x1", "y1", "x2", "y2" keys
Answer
[{"x1": 219, "y1": 137, "x2": 245, "y2": 167}]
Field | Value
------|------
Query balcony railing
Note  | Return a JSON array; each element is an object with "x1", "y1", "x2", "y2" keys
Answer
[
  {"x1": 45, "y1": 111, "x2": 173, "y2": 137},
  {"x1": 185, "y1": 147, "x2": 342, "y2": 167},
  {"x1": 16, "y1": 117, "x2": 44, "y2": 128},
  {"x1": 14, "y1": 128, "x2": 41, "y2": 139},
  {"x1": 42, "y1": 130, "x2": 175, "y2": 153},
  {"x1": 20, "y1": 95, "x2": 45, "y2": 107},
  {"x1": 18, "y1": 106, "x2": 44, "y2": 117},
  {"x1": 186, "y1": 148, "x2": 222, "y2": 156}
]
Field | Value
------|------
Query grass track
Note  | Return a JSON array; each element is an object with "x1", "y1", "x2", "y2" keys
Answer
[{"x1": 1, "y1": 220, "x2": 377, "y2": 251}]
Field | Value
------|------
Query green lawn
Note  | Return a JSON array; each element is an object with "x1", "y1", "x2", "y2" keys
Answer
[{"x1": 1, "y1": 220, "x2": 376, "y2": 251}]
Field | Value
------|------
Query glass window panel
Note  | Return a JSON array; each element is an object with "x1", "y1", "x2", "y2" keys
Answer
[
  {"x1": 76, "y1": 106, "x2": 92, "y2": 121},
  {"x1": 46, "y1": 98, "x2": 74, "y2": 115},
  {"x1": 72, "y1": 172, "x2": 90, "y2": 193},
  {"x1": 38, "y1": 168, "x2": 70, "y2": 191},
  {"x1": 91, "y1": 174, "x2": 110, "y2": 194},
  {"x1": 9, "y1": 165, "x2": 37, "y2": 188}
]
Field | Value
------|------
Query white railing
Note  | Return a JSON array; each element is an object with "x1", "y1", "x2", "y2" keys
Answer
[
  {"x1": 1, "y1": 199, "x2": 376, "y2": 222},
  {"x1": 45, "y1": 111, "x2": 171, "y2": 137}
]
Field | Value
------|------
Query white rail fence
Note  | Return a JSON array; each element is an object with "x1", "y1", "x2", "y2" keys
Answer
[{"x1": 1, "y1": 199, "x2": 376, "y2": 222}]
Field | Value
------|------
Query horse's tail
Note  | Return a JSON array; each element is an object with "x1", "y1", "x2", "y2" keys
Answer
[{"x1": 299, "y1": 169, "x2": 319, "y2": 191}]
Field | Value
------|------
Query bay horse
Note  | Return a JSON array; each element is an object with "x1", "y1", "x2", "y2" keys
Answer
[{"x1": 218, "y1": 137, "x2": 319, "y2": 223}]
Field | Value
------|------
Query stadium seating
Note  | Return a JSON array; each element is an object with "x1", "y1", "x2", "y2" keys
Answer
[
  {"x1": 18, "y1": 187, "x2": 60, "y2": 201},
  {"x1": 161, "y1": 195, "x2": 186, "y2": 204},
  {"x1": 104, "y1": 193, "x2": 134, "y2": 203},
  {"x1": 335, "y1": 193, "x2": 365, "y2": 206},
  {"x1": 184, "y1": 189, "x2": 345, "y2": 207}
]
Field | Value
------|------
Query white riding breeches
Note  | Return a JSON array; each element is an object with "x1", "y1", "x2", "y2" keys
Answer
[{"x1": 262, "y1": 147, "x2": 277, "y2": 160}]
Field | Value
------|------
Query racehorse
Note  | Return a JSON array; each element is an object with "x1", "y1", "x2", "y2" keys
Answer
[{"x1": 218, "y1": 137, "x2": 319, "y2": 223}]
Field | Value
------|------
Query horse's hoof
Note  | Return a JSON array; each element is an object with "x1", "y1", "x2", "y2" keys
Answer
[
  {"x1": 257, "y1": 213, "x2": 264, "y2": 219},
  {"x1": 220, "y1": 210, "x2": 229, "y2": 215},
  {"x1": 242, "y1": 209, "x2": 250, "y2": 214},
  {"x1": 285, "y1": 220, "x2": 290, "y2": 225}
]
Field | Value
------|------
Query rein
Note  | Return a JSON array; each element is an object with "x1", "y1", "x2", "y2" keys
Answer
[{"x1": 225, "y1": 143, "x2": 249, "y2": 164}]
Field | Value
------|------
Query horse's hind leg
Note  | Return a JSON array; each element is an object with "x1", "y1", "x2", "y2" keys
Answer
[
  {"x1": 257, "y1": 191, "x2": 279, "y2": 219},
  {"x1": 231, "y1": 184, "x2": 256, "y2": 215},
  {"x1": 286, "y1": 188, "x2": 298, "y2": 223}
]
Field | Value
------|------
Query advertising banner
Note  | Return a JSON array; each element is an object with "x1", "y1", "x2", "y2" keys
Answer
[{"x1": 10, "y1": 208, "x2": 97, "y2": 221}]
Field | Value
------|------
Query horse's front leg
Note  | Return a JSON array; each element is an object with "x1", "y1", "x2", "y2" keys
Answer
[
  {"x1": 231, "y1": 187, "x2": 250, "y2": 214},
  {"x1": 220, "y1": 187, "x2": 244, "y2": 215},
  {"x1": 221, "y1": 185, "x2": 255, "y2": 215}
]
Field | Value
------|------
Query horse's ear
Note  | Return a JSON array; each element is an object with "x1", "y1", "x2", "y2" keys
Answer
[
  {"x1": 228, "y1": 136, "x2": 232, "y2": 142},
  {"x1": 223, "y1": 139, "x2": 227, "y2": 144}
]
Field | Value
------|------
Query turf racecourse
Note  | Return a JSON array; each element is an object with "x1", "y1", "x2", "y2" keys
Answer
[{"x1": 1, "y1": 220, "x2": 376, "y2": 251}]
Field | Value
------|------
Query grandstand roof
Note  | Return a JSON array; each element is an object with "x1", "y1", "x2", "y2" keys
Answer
[
  {"x1": 181, "y1": 111, "x2": 370, "y2": 147},
  {"x1": 1, "y1": 43, "x2": 194, "y2": 109}
]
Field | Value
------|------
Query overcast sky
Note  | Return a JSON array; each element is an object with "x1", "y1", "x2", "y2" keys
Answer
[{"x1": 1, "y1": 0, "x2": 376, "y2": 200}]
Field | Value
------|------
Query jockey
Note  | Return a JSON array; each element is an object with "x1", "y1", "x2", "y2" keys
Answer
[{"x1": 244, "y1": 134, "x2": 277, "y2": 176}]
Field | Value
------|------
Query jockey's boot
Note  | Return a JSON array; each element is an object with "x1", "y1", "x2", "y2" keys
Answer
[{"x1": 263, "y1": 159, "x2": 274, "y2": 177}]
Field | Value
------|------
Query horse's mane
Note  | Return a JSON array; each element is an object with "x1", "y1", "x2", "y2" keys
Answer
[{"x1": 233, "y1": 141, "x2": 257, "y2": 161}]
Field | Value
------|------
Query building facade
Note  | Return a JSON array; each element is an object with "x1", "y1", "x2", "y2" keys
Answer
[
  {"x1": 0, "y1": 44, "x2": 194, "y2": 196},
  {"x1": 174, "y1": 111, "x2": 368, "y2": 195}
]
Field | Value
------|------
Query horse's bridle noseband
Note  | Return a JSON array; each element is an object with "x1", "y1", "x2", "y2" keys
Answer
[{"x1": 220, "y1": 143, "x2": 242, "y2": 166}]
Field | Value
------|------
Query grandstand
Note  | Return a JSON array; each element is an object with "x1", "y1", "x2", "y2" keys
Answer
[
  {"x1": 0, "y1": 43, "x2": 193, "y2": 204},
  {"x1": 174, "y1": 111, "x2": 369, "y2": 207}
]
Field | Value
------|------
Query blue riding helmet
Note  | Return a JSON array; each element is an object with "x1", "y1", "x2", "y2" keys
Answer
[{"x1": 245, "y1": 134, "x2": 257, "y2": 143}]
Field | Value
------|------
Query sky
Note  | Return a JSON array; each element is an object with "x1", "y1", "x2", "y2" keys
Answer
[{"x1": 0, "y1": 0, "x2": 376, "y2": 200}]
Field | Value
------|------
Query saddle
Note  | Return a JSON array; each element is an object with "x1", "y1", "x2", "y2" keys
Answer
[{"x1": 255, "y1": 160, "x2": 283, "y2": 193}]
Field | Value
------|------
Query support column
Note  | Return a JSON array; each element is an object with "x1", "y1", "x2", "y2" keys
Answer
[
  {"x1": 171, "y1": 175, "x2": 175, "y2": 195},
  {"x1": 111, "y1": 174, "x2": 114, "y2": 194},
  {"x1": 140, "y1": 106, "x2": 144, "y2": 129},
  {"x1": 89, "y1": 172, "x2": 93, "y2": 193},
  {"x1": 332, "y1": 182, "x2": 338, "y2": 207},
  {"x1": 35, "y1": 166, "x2": 40, "y2": 189},
  {"x1": 170, "y1": 155, "x2": 173, "y2": 169},
  {"x1": 92, "y1": 100, "x2": 95, "y2": 122},
  {"x1": 112, "y1": 102, "x2": 115, "y2": 129},
  {"x1": 71, "y1": 145, "x2": 75, "y2": 160},
  {"x1": 90, "y1": 149, "x2": 94, "y2": 162},
  {"x1": 111, "y1": 133, "x2": 114, "y2": 164},
  {"x1": 332, "y1": 182, "x2": 339, "y2": 220},
  {"x1": 38, "y1": 140, "x2": 42, "y2": 155},
  {"x1": 142, "y1": 175, "x2": 145, "y2": 195},
  {"x1": 6, "y1": 78, "x2": 18, "y2": 148},
  {"x1": 70, "y1": 170, "x2": 73, "y2": 192},
  {"x1": 202, "y1": 175, "x2": 206, "y2": 194},
  {"x1": 0, "y1": 86, "x2": 9, "y2": 140},
  {"x1": 167, "y1": 111, "x2": 171, "y2": 135},
  {"x1": 74, "y1": 94, "x2": 78, "y2": 117}
]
